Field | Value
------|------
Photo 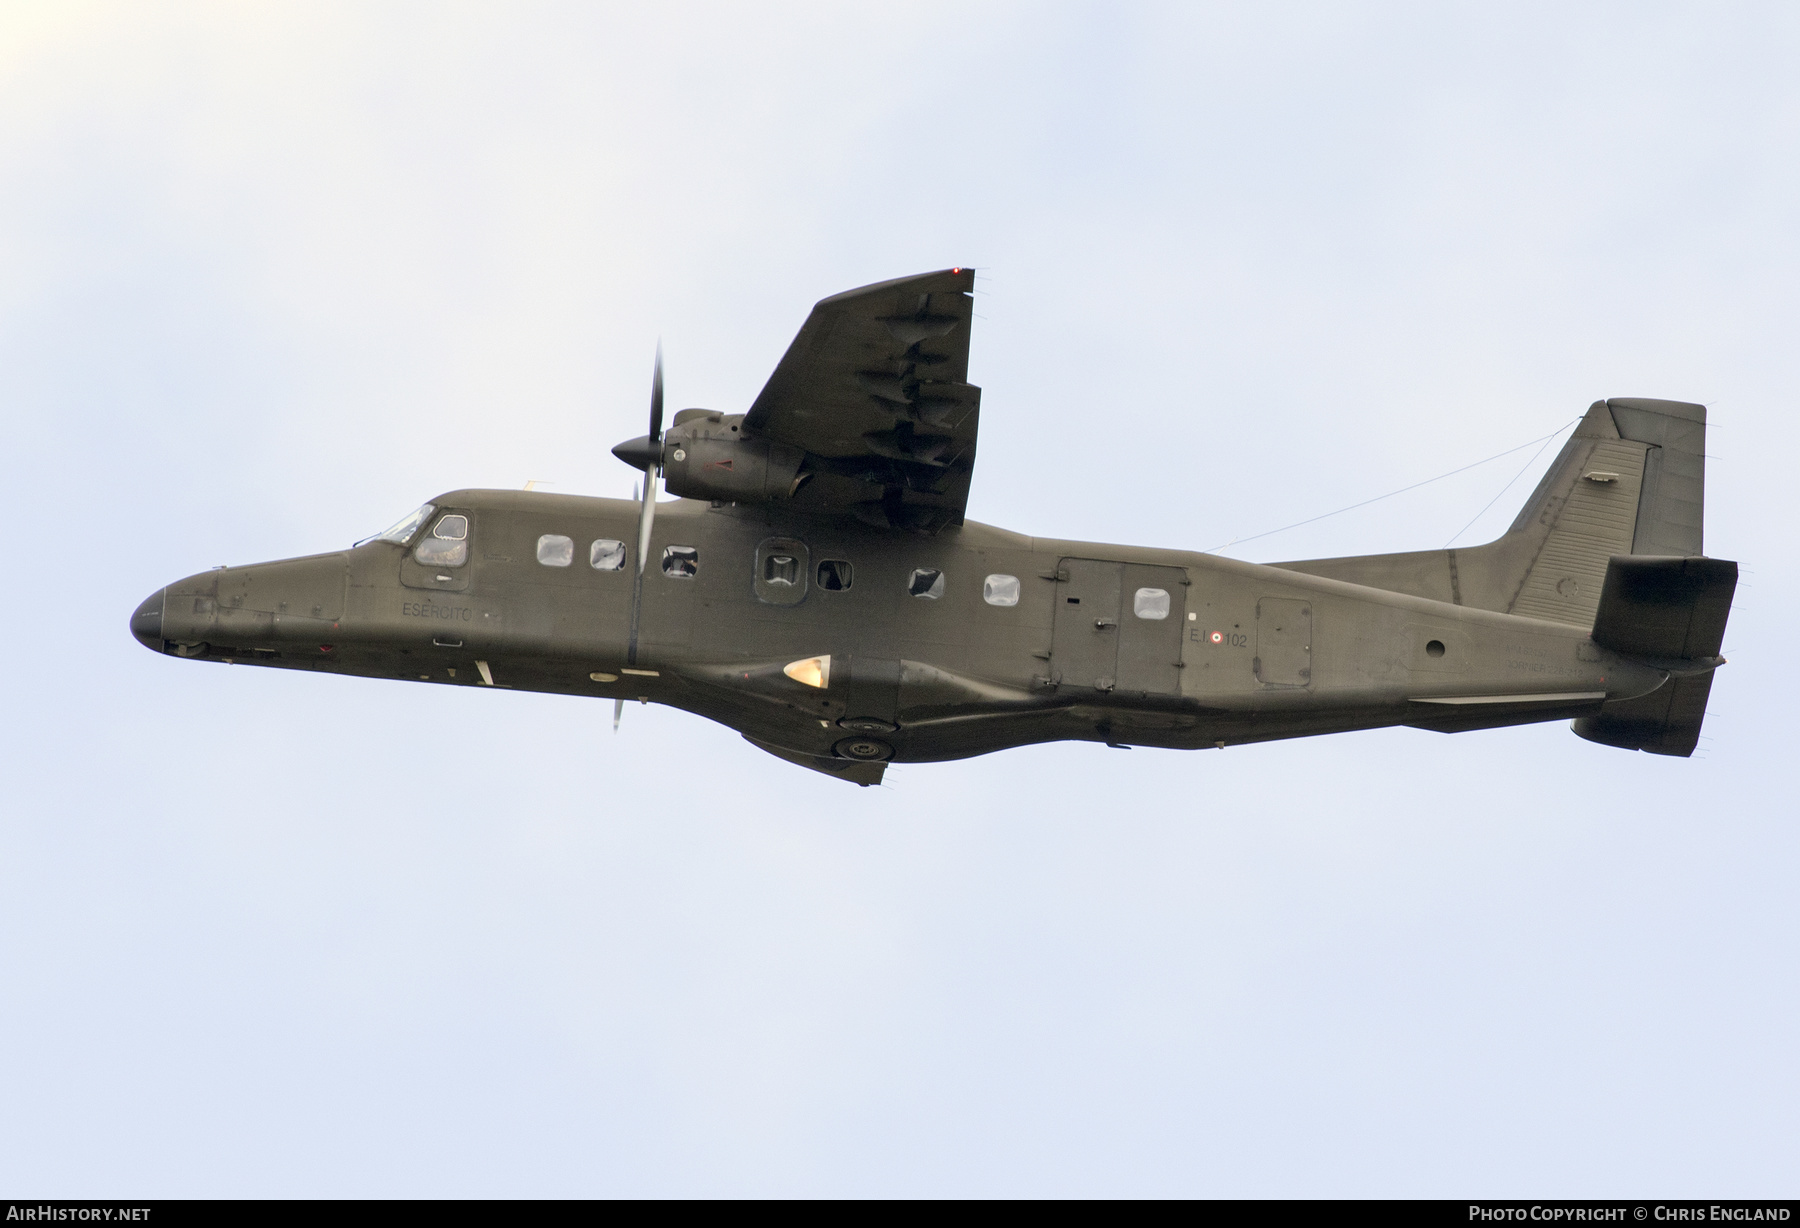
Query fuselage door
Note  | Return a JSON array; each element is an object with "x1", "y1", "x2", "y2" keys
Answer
[
  {"x1": 1116, "y1": 564, "x2": 1187, "y2": 694},
  {"x1": 1051, "y1": 558, "x2": 1122, "y2": 691},
  {"x1": 1254, "y1": 597, "x2": 1312, "y2": 688},
  {"x1": 1051, "y1": 559, "x2": 1186, "y2": 695}
]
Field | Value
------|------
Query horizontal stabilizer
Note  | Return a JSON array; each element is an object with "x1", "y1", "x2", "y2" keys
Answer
[
  {"x1": 1573, "y1": 673, "x2": 1716, "y2": 757},
  {"x1": 1590, "y1": 555, "x2": 1737, "y2": 660},
  {"x1": 1574, "y1": 554, "x2": 1736, "y2": 757}
]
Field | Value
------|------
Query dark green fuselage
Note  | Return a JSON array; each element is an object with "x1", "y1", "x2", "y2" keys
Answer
[{"x1": 133, "y1": 487, "x2": 1663, "y2": 777}]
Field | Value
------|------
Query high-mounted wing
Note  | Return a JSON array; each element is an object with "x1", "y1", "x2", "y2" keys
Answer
[{"x1": 743, "y1": 268, "x2": 980, "y2": 533}]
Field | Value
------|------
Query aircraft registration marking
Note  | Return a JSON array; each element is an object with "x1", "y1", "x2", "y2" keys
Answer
[{"x1": 401, "y1": 600, "x2": 473, "y2": 622}]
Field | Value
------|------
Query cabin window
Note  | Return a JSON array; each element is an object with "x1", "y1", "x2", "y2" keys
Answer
[
  {"x1": 378, "y1": 503, "x2": 435, "y2": 545},
  {"x1": 537, "y1": 534, "x2": 574, "y2": 567},
  {"x1": 817, "y1": 559, "x2": 852, "y2": 591},
  {"x1": 662, "y1": 546, "x2": 699, "y2": 579},
  {"x1": 764, "y1": 553, "x2": 800, "y2": 586},
  {"x1": 983, "y1": 574, "x2": 1020, "y2": 607},
  {"x1": 590, "y1": 539, "x2": 626, "y2": 571},
  {"x1": 908, "y1": 568, "x2": 945, "y2": 599},
  {"x1": 1133, "y1": 587, "x2": 1171, "y2": 620},
  {"x1": 753, "y1": 537, "x2": 808, "y2": 605},
  {"x1": 414, "y1": 514, "x2": 470, "y2": 567}
]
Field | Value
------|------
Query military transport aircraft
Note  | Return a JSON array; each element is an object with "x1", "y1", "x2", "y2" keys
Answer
[{"x1": 130, "y1": 268, "x2": 1735, "y2": 786}]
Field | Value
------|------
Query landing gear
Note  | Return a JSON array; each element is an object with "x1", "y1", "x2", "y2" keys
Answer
[{"x1": 833, "y1": 736, "x2": 893, "y2": 762}]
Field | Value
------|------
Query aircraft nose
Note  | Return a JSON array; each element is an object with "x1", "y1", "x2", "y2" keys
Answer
[{"x1": 130, "y1": 588, "x2": 165, "y2": 651}]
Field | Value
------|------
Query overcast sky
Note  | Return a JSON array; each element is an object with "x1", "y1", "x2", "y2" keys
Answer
[{"x1": 2, "y1": 2, "x2": 1795, "y2": 1196}]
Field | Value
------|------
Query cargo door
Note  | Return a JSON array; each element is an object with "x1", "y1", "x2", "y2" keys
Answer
[
  {"x1": 1050, "y1": 559, "x2": 1122, "y2": 692},
  {"x1": 1115, "y1": 564, "x2": 1188, "y2": 695}
]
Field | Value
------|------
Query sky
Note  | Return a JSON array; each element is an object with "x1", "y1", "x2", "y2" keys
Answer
[{"x1": 1, "y1": 2, "x2": 1795, "y2": 1197}]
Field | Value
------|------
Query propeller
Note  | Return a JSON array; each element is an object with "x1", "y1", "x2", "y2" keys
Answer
[
  {"x1": 610, "y1": 346, "x2": 665, "y2": 720},
  {"x1": 611, "y1": 342, "x2": 665, "y2": 577}
]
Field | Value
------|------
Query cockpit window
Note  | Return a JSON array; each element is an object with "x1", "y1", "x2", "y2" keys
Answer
[
  {"x1": 662, "y1": 546, "x2": 699, "y2": 578},
  {"x1": 414, "y1": 513, "x2": 469, "y2": 567},
  {"x1": 377, "y1": 503, "x2": 435, "y2": 545}
]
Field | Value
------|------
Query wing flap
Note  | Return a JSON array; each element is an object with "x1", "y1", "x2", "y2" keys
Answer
[{"x1": 744, "y1": 268, "x2": 980, "y2": 532}]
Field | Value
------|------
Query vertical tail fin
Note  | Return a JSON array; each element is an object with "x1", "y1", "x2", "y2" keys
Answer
[
  {"x1": 1503, "y1": 398, "x2": 1706, "y2": 625},
  {"x1": 1274, "y1": 397, "x2": 1709, "y2": 627}
]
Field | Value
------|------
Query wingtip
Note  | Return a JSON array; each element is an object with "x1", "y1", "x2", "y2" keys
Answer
[{"x1": 816, "y1": 267, "x2": 978, "y2": 307}]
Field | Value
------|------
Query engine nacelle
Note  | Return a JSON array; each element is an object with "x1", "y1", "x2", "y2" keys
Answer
[{"x1": 660, "y1": 412, "x2": 805, "y2": 503}]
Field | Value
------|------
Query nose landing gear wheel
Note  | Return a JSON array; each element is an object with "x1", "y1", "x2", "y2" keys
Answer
[
  {"x1": 838, "y1": 716, "x2": 897, "y2": 734},
  {"x1": 833, "y1": 736, "x2": 894, "y2": 762}
]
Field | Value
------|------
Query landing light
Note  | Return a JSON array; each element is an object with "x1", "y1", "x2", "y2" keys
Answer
[{"x1": 783, "y1": 655, "x2": 831, "y2": 689}]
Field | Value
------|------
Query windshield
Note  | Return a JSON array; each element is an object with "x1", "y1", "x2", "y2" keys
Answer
[{"x1": 376, "y1": 503, "x2": 435, "y2": 545}]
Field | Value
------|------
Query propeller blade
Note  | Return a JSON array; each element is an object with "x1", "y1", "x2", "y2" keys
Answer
[
  {"x1": 636, "y1": 345, "x2": 661, "y2": 574},
  {"x1": 636, "y1": 464, "x2": 657, "y2": 575},
  {"x1": 625, "y1": 343, "x2": 664, "y2": 667},
  {"x1": 649, "y1": 341, "x2": 664, "y2": 444},
  {"x1": 613, "y1": 697, "x2": 624, "y2": 733}
]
